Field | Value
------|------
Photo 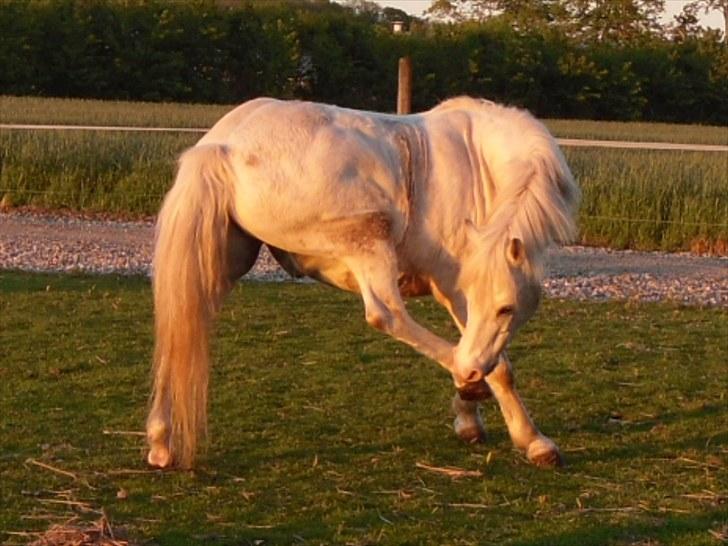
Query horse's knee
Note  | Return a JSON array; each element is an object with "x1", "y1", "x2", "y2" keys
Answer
[
  {"x1": 365, "y1": 301, "x2": 408, "y2": 336},
  {"x1": 366, "y1": 307, "x2": 393, "y2": 332}
]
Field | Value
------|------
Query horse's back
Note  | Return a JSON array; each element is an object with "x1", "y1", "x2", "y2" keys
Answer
[{"x1": 196, "y1": 99, "x2": 414, "y2": 255}]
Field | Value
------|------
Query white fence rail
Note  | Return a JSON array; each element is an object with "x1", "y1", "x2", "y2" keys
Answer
[{"x1": 2, "y1": 123, "x2": 727, "y2": 152}]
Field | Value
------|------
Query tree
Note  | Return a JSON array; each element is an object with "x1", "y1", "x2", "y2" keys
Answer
[
  {"x1": 426, "y1": 0, "x2": 567, "y2": 27},
  {"x1": 682, "y1": 0, "x2": 727, "y2": 40},
  {"x1": 564, "y1": 0, "x2": 666, "y2": 43},
  {"x1": 381, "y1": 6, "x2": 411, "y2": 25},
  {"x1": 426, "y1": 0, "x2": 500, "y2": 22},
  {"x1": 341, "y1": 0, "x2": 381, "y2": 17}
]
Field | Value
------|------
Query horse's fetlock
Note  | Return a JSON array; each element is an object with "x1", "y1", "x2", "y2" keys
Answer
[{"x1": 147, "y1": 418, "x2": 168, "y2": 443}]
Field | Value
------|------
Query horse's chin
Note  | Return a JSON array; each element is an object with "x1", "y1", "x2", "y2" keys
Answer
[{"x1": 457, "y1": 379, "x2": 492, "y2": 401}]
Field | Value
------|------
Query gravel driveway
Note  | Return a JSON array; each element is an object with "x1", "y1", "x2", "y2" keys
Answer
[{"x1": 1, "y1": 210, "x2": 726, "y2": 307}]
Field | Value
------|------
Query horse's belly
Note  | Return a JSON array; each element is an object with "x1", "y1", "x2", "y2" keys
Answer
[
  {"x1": 270, "y1": 250, "x2": 431, "y2": 298},
  {"x1": 287, "y1": 254, "x2": 360, "y2": 293}
]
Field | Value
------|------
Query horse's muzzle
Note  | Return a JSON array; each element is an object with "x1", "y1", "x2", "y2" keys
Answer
[{"x1": 457, "y1": 379, "x2": 492, "y2": 401}]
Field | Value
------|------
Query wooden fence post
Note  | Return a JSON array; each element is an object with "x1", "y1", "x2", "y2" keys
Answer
[{"x1": 397, "y1": 57, "x2": 412, "y2": 115}]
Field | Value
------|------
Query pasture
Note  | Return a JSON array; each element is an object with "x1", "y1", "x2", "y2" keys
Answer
[
  {"x1": 1, "y1": 96, "x2": 726, "y2": 252},
  {"x1": 1, "y1": 272, "x2": 725, "y2": 545}
]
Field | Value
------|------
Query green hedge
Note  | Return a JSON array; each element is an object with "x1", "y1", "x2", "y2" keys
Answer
[{"x1": 1, "y1": 0, "x2": 727, "y2": 123}]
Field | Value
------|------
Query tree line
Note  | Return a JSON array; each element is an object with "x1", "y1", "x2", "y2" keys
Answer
[{"x1": 1, "y1": 0, "x2": 726, "y2": 123}]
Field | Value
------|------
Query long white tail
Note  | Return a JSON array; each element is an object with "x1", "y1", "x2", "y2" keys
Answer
[{"x1": 147, "y1": 144, "x2": 236, "y2": 469}]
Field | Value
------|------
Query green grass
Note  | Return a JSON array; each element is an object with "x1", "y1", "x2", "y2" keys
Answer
[
  {"x1": 1, "y1": 96, "x2": 727, "y2": 250},
  {"x1": 1, "y1": 272, "x2": 726, "y2": 545}
]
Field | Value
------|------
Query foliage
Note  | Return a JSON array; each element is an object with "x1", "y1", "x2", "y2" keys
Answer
[
  {"x1": 681, "y1": 0, "x2": 728, "y2": 38},
  {"x1": 0, "y1": 273, "x2": 726, "y2": 545},
  {"x1": 0, "y1": 0, "x2": 727, "y2": 123},
  {"x1": 563, "y1": 0, "x2": 667, "y2": 44}
]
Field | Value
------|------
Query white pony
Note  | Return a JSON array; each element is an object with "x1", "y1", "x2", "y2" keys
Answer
[{"x1": 146, "y1": 96, "x2": 579, "y2": 470}]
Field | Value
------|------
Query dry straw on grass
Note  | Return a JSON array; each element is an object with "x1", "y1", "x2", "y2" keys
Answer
[
  {"x1": 415, "y1": 461, "x2": 483, "y2": 479},
  {"x1": 28, "y1": 516, "x2": 132, "y2": 546},
  {"x1": 13, "y1": 458, "x2": 135, "y2": 546}
]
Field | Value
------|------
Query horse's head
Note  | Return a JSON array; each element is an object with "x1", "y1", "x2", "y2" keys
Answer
[{"x1": 452, "y1": 225, "x2": 542, "y2": 389}]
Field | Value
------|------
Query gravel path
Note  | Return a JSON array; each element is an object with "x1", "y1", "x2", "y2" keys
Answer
[{"x1": 1, "y1": 210, "x2": 726, "y2": 307}]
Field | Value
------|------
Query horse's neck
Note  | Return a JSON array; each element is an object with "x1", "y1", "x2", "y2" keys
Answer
[{"x1": 418, "y1": 112, "x2": 498, "y2": 231}]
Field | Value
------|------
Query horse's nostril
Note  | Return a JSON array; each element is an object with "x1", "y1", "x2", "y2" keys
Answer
[{"x1": 466, "y1": 369, "x2": 483, "y2": 383}]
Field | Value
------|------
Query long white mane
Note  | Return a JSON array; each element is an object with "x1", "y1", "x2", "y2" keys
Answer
[{"x1": 435, "y1": 97, "x2": 580, "y2": 277}]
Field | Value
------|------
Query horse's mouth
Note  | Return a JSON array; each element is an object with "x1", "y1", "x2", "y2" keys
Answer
[{"x1": 457, "y1": 379, "x2": 492, "y2": 401}]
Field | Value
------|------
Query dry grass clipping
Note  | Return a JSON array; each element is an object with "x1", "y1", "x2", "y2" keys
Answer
[
  {"x1": 28, "y1": 516, "x2": 132, "y2": 546},
  {"x1": 415, "y1": 461, "x2": 483, "y2": 479}
]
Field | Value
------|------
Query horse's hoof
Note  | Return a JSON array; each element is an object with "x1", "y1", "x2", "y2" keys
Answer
[
  {"x1": 527, "y1": 438, "x2": 563, "y2": 468},
  {"x1": 530, "y1": 448, "x2": 563, "y2": 468},
  {"x1": 457, "y1": 380, "x2": 492, "y2": 401},
  {"x1": 456, "y1": 425, "x2": 486, "y2": 444},
  {"x1": 454, "y1": 417, "x2": 486, "y2": 444},
  {"x1": 147, "y1": 446, "x2": 172, "y2": 468}
]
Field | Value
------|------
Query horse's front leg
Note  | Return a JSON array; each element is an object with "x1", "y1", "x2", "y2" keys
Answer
[
  {"x1": 429, "y1": 282, "x2": 492, "y2": 444},
  {"x1": 452, "y1": 392, "x2": 488, "y2": 443},
  {"x1": 487, "y1": 353, "x2": 563, "y2": 467},
  {"x1": 344, "y1": 245, "x2": 455, "y2": 374}
]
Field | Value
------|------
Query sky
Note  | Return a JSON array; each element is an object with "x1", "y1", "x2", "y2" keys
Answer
[{"x1": 371, "y1": 0, "x2": 724, "y2": 29}]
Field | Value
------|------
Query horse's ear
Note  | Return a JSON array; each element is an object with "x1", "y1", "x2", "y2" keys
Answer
[{"x1": 506, "y1": 237, "x2": 525, "y2": 267}]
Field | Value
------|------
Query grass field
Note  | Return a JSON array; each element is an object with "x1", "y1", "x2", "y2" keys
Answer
[
  {"x1": 0, "y1": 96, "x2": 229, "y2": 129},
  {"x1": 1, "y1": 272, "x2": 726, "y2": 545},
  {"x1": 1, "y1": 95, "x2": 727, "y2": 252}
]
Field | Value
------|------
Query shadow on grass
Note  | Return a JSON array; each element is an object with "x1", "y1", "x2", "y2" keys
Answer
[
  {"x1": 154, "y1": 519, "x2": 334, "y2": 546},
  {"x1": 566, "y1": 402, "x2": 727, "y2": 464},
  {"x1": 0, "y1": 270, "x2": 149, "y2": 293}
]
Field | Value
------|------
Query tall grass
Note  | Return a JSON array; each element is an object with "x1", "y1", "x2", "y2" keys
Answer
[
  {"x1": 0, "y1": 130, "x2": 197, "y2": 214},
  {"x1": 0, "y1": 95, "x2": 231, "y2": 128},
  {"x1": 566, "y1": 148, "x2": 728, "y2": 251}
]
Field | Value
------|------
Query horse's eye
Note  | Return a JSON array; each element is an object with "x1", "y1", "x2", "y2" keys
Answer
[{"x1": 496, "y1": 305, "x2": 514, "y2": 318}]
